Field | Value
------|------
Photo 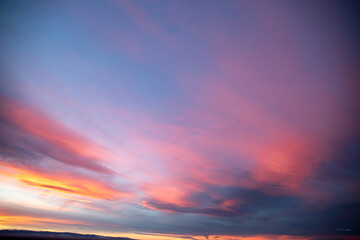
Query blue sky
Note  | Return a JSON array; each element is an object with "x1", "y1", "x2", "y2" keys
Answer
[{"x1": 0, "y1": 1, "x2": 359, "y2": 240}]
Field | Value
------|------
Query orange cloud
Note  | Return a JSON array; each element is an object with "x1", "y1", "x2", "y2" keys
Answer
[
  {"x1": 0, "y1": 215, "x2": 90, "y2": 227},
  {"x1": 0, "y1": 163, "x2": 131, "y2": 200}
]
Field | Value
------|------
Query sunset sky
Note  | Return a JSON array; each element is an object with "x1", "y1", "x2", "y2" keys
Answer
[{"x1": 0, "y1": 1, "x2": 359, "y2": 240}]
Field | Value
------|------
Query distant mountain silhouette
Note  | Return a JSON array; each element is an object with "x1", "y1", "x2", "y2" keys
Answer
[{"x1": 0, "y1": 230, "x2": 137, "y2": 240}]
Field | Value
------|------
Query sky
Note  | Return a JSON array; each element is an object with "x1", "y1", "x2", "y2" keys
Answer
[{"x1": 0, "y1": 0, "x2": 359, "y2": 240}]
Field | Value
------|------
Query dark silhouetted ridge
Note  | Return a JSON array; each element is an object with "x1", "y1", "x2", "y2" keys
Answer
[{"x1": 0, "y1": 230, "x2": 136, "y2": 240}]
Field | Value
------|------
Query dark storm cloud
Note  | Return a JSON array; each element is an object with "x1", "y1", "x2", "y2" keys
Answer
[
  {"x1": 144, "y1": 184, "x2": 301, "y2": 219},
  {"x1": 144, "y1": 200, "x2": 234, "y2": 217},
  {"x1": 315, "y1": 139, "x2": 360, "y2": 183},
  {"x1": 139, "y1": 139, "x2": 360, "y2": 237}
]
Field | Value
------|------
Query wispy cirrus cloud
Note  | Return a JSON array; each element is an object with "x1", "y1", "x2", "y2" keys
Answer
[
  {"x1": 0, "y1": 94, "x2": 116, "y2": 174},
  {"x1": 0, "y1": 0, "x2": 359, "y2": 239}
]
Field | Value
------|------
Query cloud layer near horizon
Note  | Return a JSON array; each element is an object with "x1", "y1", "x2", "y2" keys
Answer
[{"x1": 0, "y1": 0, "x2": 359, "y2": 239}]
